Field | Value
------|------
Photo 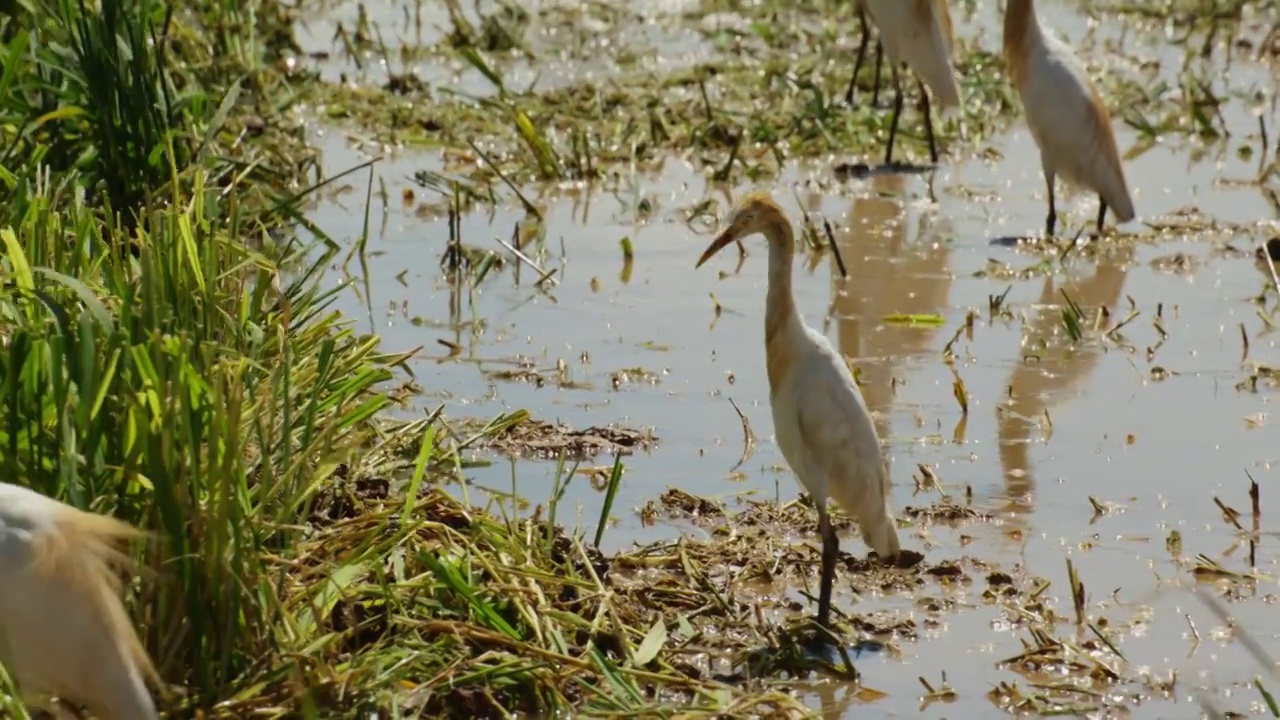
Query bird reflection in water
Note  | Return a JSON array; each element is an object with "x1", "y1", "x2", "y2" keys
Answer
[
  {"x1": 996, "y1": 251, "x2": 1133, "y2": 525},
  {"x1": 824, "y1": 172, "x2": 956, "y2": 467}
]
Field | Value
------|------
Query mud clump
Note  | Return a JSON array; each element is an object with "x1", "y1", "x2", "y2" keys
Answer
[
  {"x1": 645, "y1": 487, "x2": 725, "y2": 521},
  {"x1": 468, "y1": 416, "x2": 658, "y2": 459},
  {"x1": 904, "y1": 498, "x2": 991, "y2": 523}
]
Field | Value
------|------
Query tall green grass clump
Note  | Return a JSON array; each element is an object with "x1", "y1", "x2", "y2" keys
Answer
[{"x1": 0, "y1": 0, "x2": 404, "y2": 710}]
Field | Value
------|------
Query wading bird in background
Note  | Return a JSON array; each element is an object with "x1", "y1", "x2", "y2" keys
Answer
[
  {"x1": 1003, "y1": 0, "x2": 1135, "y2": 237},
  {"x1": 695, "y1": 192, "x2": 901, "y2": 633},
  {"x1": 0, "y1": 483, "x2": 160, "y2": 720},
  {"x1": 860, "y1": 0, "x2": 960, "y2": 166},
  {"x1": 996, "y1": 252, "x2": 1131, "y2": 532},
  {"x1": 845, "y1": 0, "x2": 886, "y2": 108}
]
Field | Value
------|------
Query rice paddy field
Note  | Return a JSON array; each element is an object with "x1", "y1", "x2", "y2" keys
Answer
[{"x1": 2, "y1": 0, "x2": 1279, "y2": 717}]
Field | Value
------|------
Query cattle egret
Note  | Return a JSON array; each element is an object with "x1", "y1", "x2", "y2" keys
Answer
[
  {"x1": 845, "y1": 1, "x2": 886, "y2": 107},
  {"x1": 695, "y1": 192, "x2": 901, "y2": 631},
  {"x1": 1004, "y1": 0, "x2": 1135, "y2": 237},
  {"x1": 860, "y1": 0, "x2": 960, "y2": 165},
  {"x1": 0, "y1": 482, "x2": 160, "y2": 720}
]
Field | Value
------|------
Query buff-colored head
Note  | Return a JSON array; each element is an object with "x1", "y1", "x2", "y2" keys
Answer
[{"x1": 695, "y1": 192, "x2": 789, "y2": 268}]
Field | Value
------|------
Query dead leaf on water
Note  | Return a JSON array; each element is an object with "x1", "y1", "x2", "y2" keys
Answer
[{"x1": 856, "y1": 687, "x2": 889, "y2": 702}]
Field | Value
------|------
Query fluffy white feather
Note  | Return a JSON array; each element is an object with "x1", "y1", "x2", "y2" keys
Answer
[
  {"x1": 865, "y1": 0, "x2": 960, "y2": 109},
  {"x1": 0, "y1": 483, "x2": 159, "y2": 720}
]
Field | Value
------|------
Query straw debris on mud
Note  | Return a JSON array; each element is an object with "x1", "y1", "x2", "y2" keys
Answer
[
  {"x1": 651, "y1": 484, "x2": 992, "y2": 527},
  {"x1": 903, "y1": 498, "x2": 991, "y2": 523},
  {"x1": 460, "y1": 413, "x2": 658, "y2": 459},
  {"x1": 263, "y1": 483, "x2": 1082, "y2": 716},
  {"x1": 242, "y1": 476, "x2": 1214, "y2": 717}
]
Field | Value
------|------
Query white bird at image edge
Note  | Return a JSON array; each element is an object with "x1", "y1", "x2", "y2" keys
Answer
[{"x1": 0, "y1": 482, "x2": 160, "y2": 720}]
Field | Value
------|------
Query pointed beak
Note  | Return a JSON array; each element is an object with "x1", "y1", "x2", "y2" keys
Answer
[{"x1": 695, "y1": 228, "x2": 738, "y2": 268}]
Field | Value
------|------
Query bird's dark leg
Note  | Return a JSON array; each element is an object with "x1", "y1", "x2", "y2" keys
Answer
[
  {"x1": 816, "y1": 504, "x2": 839, "y2": 632},
  {"x1": 1044, "y1": 171, "x2": 1057, "y2": 238},
  {"x1": 845, "y1": 10, "x2": 873, "y2": 106},
  {"x1": 918, "y1": 76, "x2": 938, "y2": 165},
  {"x1": 884, "y1": 64, "x2": 904, "y2": 166},
  {"x1": 871, "y1": 40, "x2": 884, "y2": 107},
  {"x1": 1095, "y1": 198, "x2": 1109, "y2": 235}
]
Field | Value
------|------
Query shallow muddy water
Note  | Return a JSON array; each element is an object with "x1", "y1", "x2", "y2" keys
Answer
[{"x1": 297, "y1": 0, "x2": 1280, "y2": 717}]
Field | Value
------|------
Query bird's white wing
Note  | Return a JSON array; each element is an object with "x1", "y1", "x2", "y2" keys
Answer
[
  {"x1": 0, "y1": 483, "x2": 160, "y2": 719},
  {"x1": 0, "y1": 484, "x2": 52, "y2": 578},
  {"x1": 866, "y1": 0, "x2": 960, "y2": 108},
  {"x1": 792, "y1": 342, "x2": 899, "y2": 557}
]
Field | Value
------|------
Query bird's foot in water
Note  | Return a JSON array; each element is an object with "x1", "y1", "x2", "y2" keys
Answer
[
  {"x1": 989, "y1": 233, "x2": 1052, "y2": 248},
  {"x1": 802, "y1": 618, "x2": 839, "y2": 657},
  {"x1": 799, "y1": 621, "x2": 884, "y2": 678},
  {"x1": 882, "y1": 160, "x2": 936, "y2": 175}
]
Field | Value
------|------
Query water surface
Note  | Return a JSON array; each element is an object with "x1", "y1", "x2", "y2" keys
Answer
[{"x1": 297, "y1": 1, "x2": 1280, "y2": 716}]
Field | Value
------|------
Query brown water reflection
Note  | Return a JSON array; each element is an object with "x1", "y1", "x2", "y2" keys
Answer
[
  {"x1": 996, "y1": 252, "x2": 1133, "y2": 517},
  {"x1": 829, "y1": 173, "x2": 954, "y2": 464}
]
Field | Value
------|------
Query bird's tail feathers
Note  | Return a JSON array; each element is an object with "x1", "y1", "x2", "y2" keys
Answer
[
  {"x1": 936, "y1": 0, "x2": 956, "y2": 58},
  {"x1": 32, "y1": 509, "x2": 162, "y2": 692},
  {"x1": 860, "y1": 506, "x2": 901, "y2": 560},
  {"x1": 1100, "y1": 166, "x2": 1135, "y2": 224},
  {"x1": 912, "y1": 2, "x2": 961, "y2": 110},
  {"x1": 1091, "y1": 135, "x2": 1135, "y2": 223},
  {"x1": 908, "y1": 39, "x2": 961, "y2": 110},
  {"x1": 1084, "y1": 87, "x2": 1135, "y2": 224}
]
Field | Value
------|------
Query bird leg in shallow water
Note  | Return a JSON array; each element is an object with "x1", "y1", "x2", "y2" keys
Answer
[
  {"x1": 1095, "y1": 199, "x2": 1109, "y2": 235},
  {"x1": 815, "y1": 505, "x2": 840, "y2": 633},
  {"x1": 1044, "y1": 171, "x2": 1058, "y2": 237},
  {"x1": 918, "y1": 77, "x2": 938, "y2": 164},
  {"x1": 871, "y1": 41, "x2": 884, "y2": 106},
  {"x1": 884, "y1": 64, "x2": 905, "y2": 166},
  {"x1": 884, "y1": 67, "x2": 942, "y2": 167}
]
